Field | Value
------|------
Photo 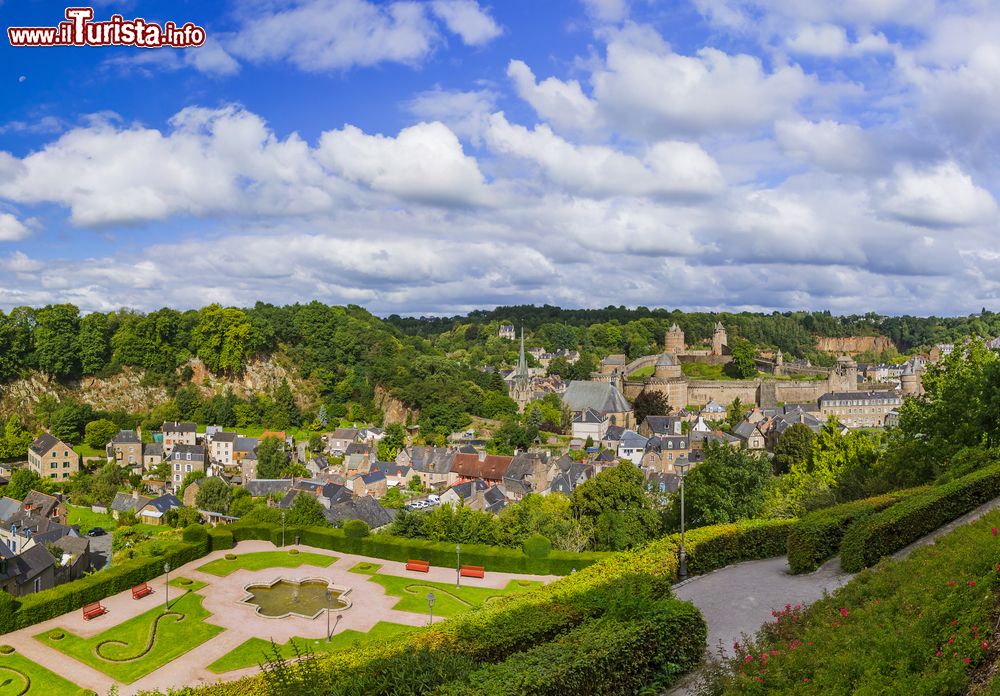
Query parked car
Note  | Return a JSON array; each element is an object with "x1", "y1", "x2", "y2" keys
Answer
[
  {"x1": 427, "y1": 494, "x2": 440, "y2": 504},
  {"x1": 87, "y1": 527, "x2": 106, "y2": 537}
]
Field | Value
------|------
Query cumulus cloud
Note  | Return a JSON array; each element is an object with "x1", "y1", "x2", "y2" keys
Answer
[
  {"x1": 429, "y1": 0, "x2": 501, "y2": 45},
  {"x1": 404, "y1": 87, "x2": 497, "y2": 141},
  {"x1": 581, "y1": 0, "x2": 630, "y2": 23},
  {"x1": 785, "y1": 24, "x2": 891, "y2": 57},
  {"x1": 875, "y1": 162, "x2": 998, "y2": 229},
  {"x1": 507, "y1": 60, "x2": 600, "y2": 133},
  {"x1": 775, "y1": 119, "x2": 877, "y2": 173},
  {"x1": 0, "y1": 213, "x2": 29, "y2": 241}
]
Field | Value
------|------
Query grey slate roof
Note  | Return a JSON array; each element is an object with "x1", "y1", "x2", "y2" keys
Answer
[
  {"x1": 112, "y1": 430, "x2": 140, "y2": 444},
  {"x1": 448, "y1": 479, "x2": 488, "y2": 500},
  {"x1": 29, "y1": 433, "x2": 61, "y2": 455},
  {"x1": 618, "y1": 430, "x2": 648, "y2": 450},
  {"x1": 110, "y1": 492, "x2": 151, "y2": 513},
  {"x1": 211, "y1": 431, "x2": 237, "y2": 443},
  {"x1": 245, "y1": 479, "x2": 294, "y2": 497},
  {"x1": 170, "y1": 444, "x2": 205, "y2": 460},
  {"x1": 325, "y1": 495, "x2": 395, "y2": 529},
  {"x1": 572, "y1": 408, "x2": 606, "y2": 424},
  {"x1": 562, "y1": 381, "x2": 632, "y2": 414},
  {"x1": 143, "y1": 494, "x2": 181, "y2": 514},
  {"x1": 234, "y1": 437, "x2": 259, "y2": 453},
  {"x1": 481, "y1": 485, "x2": 508, "y2": 514},
  {"x1": 162, "y1": 421, "x2": 197, "y2": 433},
  {"x1": 143, "y1": 443, "x2": 163, "y2": 457},
  {"x1": 642, "y1": 416, "x2": 680, "y2": 435},
  {"x1": 408, "y1": 447, "x2": 455, "y2": 474}
]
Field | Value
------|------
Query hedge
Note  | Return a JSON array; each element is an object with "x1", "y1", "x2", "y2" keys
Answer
[
  {"x1": 228, "y1": 522, "x2": 612, "y2": 576},
  {"x1": 841, "y1": 464, "x2": 1000, "y2": 572},
  {"x1": 435, "y1": 600, "x2": 706, "y2": 695},
  {"x1": 786, "y1": 488, "x2": 925, "y2": 574},
  {"x1": 0, "y1": 536, "x2": 208, "y2": 635},
  {"x1": 207, "y1": 527, "x2": 235, "y2": 551}
]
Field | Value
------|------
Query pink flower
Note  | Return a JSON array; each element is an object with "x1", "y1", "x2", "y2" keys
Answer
[
  {"x1": 840, "y1": 607, "x2": 849, "y2": 618},
  {"x1": 744, "y1": 655, "x2": 753, "y2": 663},
  {"x1": 973, "y1": 626, "x2": 979, "y2": 632},
  {"x1": 953, "y1": 620, "x2": 959, "y2": 625},
  {"x1": 948, "y1": 581, "x2": 956, "y2": 587},
  {"x1": 970, "y1": 581, "x2": 976, "y2": 587},
  {"x1": 804, "y1": 677, "x2": 810, "y2": 683},
  {"x1": 984, "y1": 641, "x2": 989, "y2": 649},
  {"x1": 935, "y1": 650, "x2": 941, "y2": 657},
  {"x1": 965, "y1": 657, "x2": 971, "y2": 664},
  {"x1": 992, "y1": 527, "x2": 997, "y2": 536}
]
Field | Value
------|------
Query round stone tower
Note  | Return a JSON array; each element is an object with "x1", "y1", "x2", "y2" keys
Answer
[
  {"x1": 654, "y1": 352, "x2": 682, "y2": 379},
  {"x1": 901, "y1": 361, "x2": 921, "y2": 397},
  {"x1": 664, "y1": 323, "x2": 685, "y2": 354},
  {"x1": 711, "y1": 322, "x2": 728, "y2": 356}
]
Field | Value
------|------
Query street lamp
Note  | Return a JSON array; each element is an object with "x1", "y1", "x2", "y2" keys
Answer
[
  {"x1": 675, "y1": 460, "x2": 690, "y2": 580},
  {"x1": 455, "y1": 543, "x2": 461, "y2": 588},
  {"x1": 281, "y1": 511, "x2": 286, "y2": 548},
  {"x1": 426, "y1": 591, "x2": 436, "y2": 626},
  {"x1": 325, "y1": 590, "x2": 332, "y2": 642},
  {"x1": 163, "y1": 562, "x2": 171, "y2": 612}
]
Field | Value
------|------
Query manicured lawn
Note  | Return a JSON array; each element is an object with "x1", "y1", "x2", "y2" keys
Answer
[
  {"x1": 348, "y1": 561, "x2": 382, "y2": 575},
  {"x1": 66, "y1": 504, "x2": 166, "y2": 536},
  {"x1": 35, "y1": 591, "x2": 223, "y2": 684},
  {"x1": 169, "y1": 576, "x2": 208, "y2": 591},
  {"x1": 206, "y1": 621, "x2": 417, "y2": 674},
  {"x1": 73, "y1": 443, "x2": 108, "y2": 458},
  {"x1": 366, "y1": 575, "x2": 543, "y2": 618},
  {"x1": 197, "y1": 550, "x2": 336, "y2": 577},
  {"x1": 630, "y1": 365, "x2": 655, "y2": 379},
  {"x1": 0, "y1": 650, "x2": 92, "y2": 696}
]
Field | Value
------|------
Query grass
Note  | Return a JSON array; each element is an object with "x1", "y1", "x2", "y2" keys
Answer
[
  {"x1": 206, "y1": 621, "x2": 417, "y2": 674},
  {"x1": 197, "y1": 550, "x2": 337, "y2": 577},
  {"x1": 681, "y1": 362, "x2": 737, "y2": 380},
  {"x1": 66, "y1": 504, "x2": 166, "y2": 536},
  {"x1": 366, "y1": 574, "x2": 543, "y2": 618},
  {"x1": 348, "y1": 561, "x2": 382, "y2": 575},
  {"x1": 707, "y1": 508, "x2": 1000, "y2": 694},
  {"x1": 35, "y1": 591, "x2": 223, "y2": 684},
  {"x1": 630, "y1": 365, "x2": 655, "y2": 379},
  {"x1": 0, "y1": 650, "x2": 93, "y2": 696},
  {"x1": 168, "y1": 576, "x2": 208, "y2": 591},
  {"x1": 73, "y1": 443, "x2": 108, "y2": 459}
]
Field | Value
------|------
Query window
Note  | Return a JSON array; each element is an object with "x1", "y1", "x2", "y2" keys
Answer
[
  {"x1": 49, "y1": 473, "x2": 56, "y2": 478},
  {"x1": 63, "y1": 462, "x2": 70, "y2": 468},
  {"x1": 185, "y1": 465, "x2": 192, "y2": 472},
  {"x1": 64, "y1": 450, "x2": 68, "y2": 457},
  {"x1": 50, "y1": 462, "x2": 56, "y2": 469},
  {"x1": 51, "y1": 451, "x2": 56, "y2": 458},
  {"x1": 33, "y1": 577, "x2": 41, "y2": 593}
]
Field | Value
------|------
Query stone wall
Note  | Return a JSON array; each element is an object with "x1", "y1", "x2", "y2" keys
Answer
[{"x1": 815, "y1": 336, "x2": 895, "y2": 355}]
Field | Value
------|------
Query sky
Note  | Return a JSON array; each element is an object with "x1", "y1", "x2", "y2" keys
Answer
[{"x1": 2, "y1": 0, "x2": 1000, "y2": 317}]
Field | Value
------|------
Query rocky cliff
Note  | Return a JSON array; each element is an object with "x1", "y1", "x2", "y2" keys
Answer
[
  {"x1": 815, "y1": 336, "x2": 895, "y2": 355},
  {"x1": 375, "y1": 385, "x2": 418, "y2": 425}
]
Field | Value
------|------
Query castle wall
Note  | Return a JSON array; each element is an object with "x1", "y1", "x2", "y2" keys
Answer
[
  {"x1": 687, "y1": 380, "x2": 759, "y2": 406},
  {"x1": 773, "y1": 381, "x2": 829, "y2": 404},
  {"x1": 677, "y1": 354, "x2": 731, "y2": 365}
]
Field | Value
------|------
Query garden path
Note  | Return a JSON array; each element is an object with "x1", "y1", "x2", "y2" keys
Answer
[{"x1": 666, "y1": 492, "x2": 1000, "y2": 695}]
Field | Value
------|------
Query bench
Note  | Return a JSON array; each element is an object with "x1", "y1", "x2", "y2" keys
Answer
[
  {"x1": 131, "y1": 582, "x2": 153, "y2": 600},
  {"x1": 460, "y1": 565, "x2": 485, "y2": 579},
  {"x1": 82, "y1": 602, "x2": 106, "y2": 620},
  {"x1": 405, "y1": 559, "x2": 430, "y2": 572}
]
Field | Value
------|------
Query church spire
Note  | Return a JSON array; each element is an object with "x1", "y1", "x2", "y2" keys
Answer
[{"x1": 517, "y1": 326, "x2": 528, "y2": 377}]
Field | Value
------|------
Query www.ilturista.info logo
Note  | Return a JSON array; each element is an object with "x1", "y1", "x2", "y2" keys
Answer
[{"x1": 8, "y1": 7, "x2": 206, "y2": 48}]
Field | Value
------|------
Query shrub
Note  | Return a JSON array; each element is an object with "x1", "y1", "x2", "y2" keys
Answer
[
  {"x1": 653, "y1": 518, "x2": 796, "y2": 578},
  {"x1": 288, "y1": 549, "x2": 299, "y2": 555},
  {"x1": 224, "y1": 553, "x2": 237, "y2": 561},
  {"x1": 841, "y1": 465, "x2": 1000, "y2": 572},
  {"x1": 49, "y1": 631, "x2": 64, "y2": 640},
  {"x1": 207, "y1": 527, "x2": 234, "y2": 551},
  {"x1": 787, "y1": 489, "x2": 923, "y2": 574},
  {"x1": 522, "y1": 533, "x2": 552, "y2": 559},
  {"x1": 182, "y1": 524, "x2": 208, "y2": 545},
  {"x1": 0, "y1": 645, "x2": 13, "y2": 654},
  {"x1": 342, "y1": 519, "x2": 369, "y2": 539},
  {"x1": 178, "y1": 578, "x2": 193, "y2": 586}
]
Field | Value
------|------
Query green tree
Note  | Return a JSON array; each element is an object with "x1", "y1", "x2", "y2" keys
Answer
[
  {"x1": 724, "y1": 337, "x2": 757, "y2": 379},
  {"x1": 286, "y1": 492, "x2": 327, "y2": 527},
  {"x1": 668, "y1": 443, "x2": 771, "y2": 529},
  {"x1": 378, "y1": 423, "x2": 406, "y2": 462},
  {"x1": 256, "y1": 436, "x2": 288, "y2": 479},
  {"x1": 49, "y1": 400, "x2": 93, "y2": 442},
  {"x1": 78, "y1": 312, "x2": 113, "y2": 375},
  {"x1": 772, "y1": 423, "x2": 815, "y2": 475},
  {"x1": 570, "y1": 462, "x2": 661, "y2": 550},
  {"x1": 84, "y1": 419, "x2": 118, "y2": 450},
  {"x1": 195, "y1": 477, "x2": 233, "y2": 514},
  {"x1": 0, "y1": 416, "x2": 33, "y2": 461},
  {"x1": 633, "y1": 390, "x2": 670, "y2": 425},
  {"x1": 34, "y1": 304, "x2": 81, "y2": 377},
  {"x1": 179, "y1": 470, "x2": 207, "y2": 495},
  {"x1": 5, "y1": 468, "x2": 44, "y2": 500}
]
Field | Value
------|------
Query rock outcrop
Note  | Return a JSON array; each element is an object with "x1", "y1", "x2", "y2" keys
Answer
[{"x1": 815, "y1": 336, "x2": 895, "y2": 355}]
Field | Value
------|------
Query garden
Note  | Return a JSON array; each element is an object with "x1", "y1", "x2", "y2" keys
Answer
[
  {"x1": 0, "y1": 648, "x2": 92, "y2": 696},
  {"x1": 196, "y1": 550, "x2": 337, "y2": 577}
]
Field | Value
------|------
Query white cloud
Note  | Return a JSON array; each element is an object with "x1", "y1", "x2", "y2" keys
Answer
[
  {"x1": 404, "y1": 87, "x2": 497, "y2": 141},
  {"x1": 775, "y1": 119, "x2": 876, "y2": 173},
  {"x1": 484, "y1": 113, "x2": 724, "y2": 198},
  {"x1": 507, "y1": 60, "x2": 600, "y2": 133},
  {"x1": 430, "y1": 1, "x2": 501, "y2": 45},
  {"x1": 0, "y1": 213, "x2": 29, "y2": 241},
  {"x1": 316, "y1": 121, "x2": 491, "y2": 206},
  {"x1": 581, "y1": 0, "x2": 629, "y2": 23},
  {"x1": 876, "y1": 161, "x2": 998, "y2": 228},
  {"x1": 787, "y1": 23, "x2": 849, "y2": 57}
]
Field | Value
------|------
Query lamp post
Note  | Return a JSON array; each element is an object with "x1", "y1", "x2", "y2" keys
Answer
[
  {"x1": 675, "y1": 460, "x2": 689, "y2": 580},
  {"x1": 163, "y1": 562, "x2": 171, "y2": 612},
  {"x1": 426, "y1": 591, "x2": 436, "y2": 626},
  {"x1": 281, "y1": 511, "x2": 286, "y2": 548},
  {"x1": 326, "y1": 590, "x2": 332, "y2": 642},
  {"x1": 455, "y1": 543, "x2": 461, "y2": 588}
]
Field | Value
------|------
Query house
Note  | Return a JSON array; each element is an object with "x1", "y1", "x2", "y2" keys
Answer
[
  {"x1": 498, "y1": 323, "x2": 516, "y2": 340},
  {"x1": 280, "y1": 481, "x2": 351, "y2": 510},
  {"x1": 402, "y1": 446, "x2": 457, "y2": 489},
  {"x1": 50, "y1": 534, "x2": 91, "y2": 584},
  {"x1": 0, "y1": 543, "x2": 55, "y2": 595},
  {"x1": 239, "y1": 447, "x2": 259, "y2": 481},
  {"x1": 440, "y1": 479, "x2": 489, "y2": 507},
  {"x1": 209, "y1": 431, "x2": 237, "y2": 465},
  {"x1": 138, "y1": 494, "x2": 182, "y2": 525},
  {"x1": 639, "y1": 415, "x2": 682, "y2": 437},
  {"x1": 347, "y1": 471, "x2": 387, "y2": 498},
  {"x1": 571, "y1": 408, "x2": 609, "y2": 442},
  {"x1": 110, "y1": 491, "x2": 151, "y2": 520},
  {"x1": 600, "y1": 425, "x2": 627, "y2": 451},
  {"x1": 543, "y1": 459, "x2": 593, "y2": 496},
  {"x1": 344, "y1": 452, "x2": 372, "y2": 477},
  {"x1": 561, "y1": 380, "x2": 634, "y2": 429},
  {"x1": 732, "y1": 421, "x2": 766, "y2": 450},
  {"x1": 369, "y1": 461, "x2": 413, "y2": 487},
  {"x1": 161, "y1": 421, "x2": 197, "y2": 455},
  {"x1": 325, "y1": 495, "x2": 395, "y2": 529},
  {"x1": 327, "y1": 428, "x2": 359, "y2": 455},
  {"x1": 19, "y1": 490, "x2": 67, "y2": 523},
  {"x1": 358, "y1": 427, "x2": 385, "y2": 443},
  {"x1": 142, "y1": 443, "x2": 164, "y2": 471},
  {"x1": 691, "y1": 416, "x2": 712, "y2": 433},
  {"x1": 234, "y1": 437, "x2": 259, "y2": 463},
  {"x1": 617, "y1": 430, "x2": 649, "y2": 465},
  {"x1": 450, "y1": 451, "x2": 512, "y2": 485},
  {"x1": 27, "y1": 433, "x2": 79, "y2": 481},
  {"x1": 501, "y1": 451, "x2": 551, "y2": 501},
  {"x1": 109, "y1": 430, "x2": 142, "y2": 469},
  {"x1": 699, "y1": 400, "x2": 726, "y2": 422},
  {"x1": 470, "y1": 485, "x2": 509, "y2": 514},
  {"x1": 642, "y1": 434, "x2": 690, "y2": 469},
  {"x1": 818, "y1": 390, "x2": 902, "y2": 428},
  {"x1": 168, "y1": 444, "x2": 207, "y2": 488}
]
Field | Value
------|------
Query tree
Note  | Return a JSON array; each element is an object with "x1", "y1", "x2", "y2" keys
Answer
[
  {"x1": 34, "y1": 304, "x2": 80, "y2": 377},
  {"x1": 286, "y1": 492, "x2": 327, "y2": 527},
  {"x1": 772, "y1": 423, "x2": 815, "y2": 475},
  {"x1": 78, "y1": 311, "x2": 112, "y2": 375},
  {"x1": 570, "y1": 463, "x2": 661, "y2": 550},
  {"x1": 317, "y1": 405, "x2": 329, "y2": 428},
  {"x1": 407, "y1": 475, "x2": 424, "y2": 492},
  {"x1": 49, "y1": 400, "x2": 93, "y2": 443},
  {"x1": 725, "y1": 337, "x2": 757, "y2": 379},
  {"x1": 256, "y1": 436, "x2": 288, "y2": 479},
  {"x1": 267, "y1": 379, "x2": 299, "y2": 430},
  {"x1": 179, "y1": 470, "x2": 207, "y2": 495},
  {"x1": 308, "y1": 433, "x2": 323, "y2": 453},
  {"x1": 667, "y1": 443, "x2": 771, "y2": 529},
  {"x1": 0, "y1": 416, "x2": 34, "y2": 461},
  {"x1": 725, "y1": 397, "x2": 748, "y2": 429},
  {"x1": 378, "y1": 423, "x2": 406, "y2": 461},
  {"x1": 84, "y1": 419, "x2": 118, "y2": 450},
  {"x1": 5, "y1": 469, "x2": 44, "y2": 500},
  {"x1": 633, "y1": 390, "x2": 670, "y2": 425},
  {"x1": 195, "y1": 477, "x2": 232, "y2": 514},
  {"x1": 165, "y1": 506, "x2": 202, "y2": 528}
]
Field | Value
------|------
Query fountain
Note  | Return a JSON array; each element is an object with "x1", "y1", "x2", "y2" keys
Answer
[{"x1": 241, "y1": 577, "x2": 351, "y2": 619}]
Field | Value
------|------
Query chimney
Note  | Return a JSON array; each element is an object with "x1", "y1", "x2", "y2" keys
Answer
[
  {"x1": 132, "y1": 490, "x2": 139, "y2": 501},
  {"x1": 478, "y1": 450, "x2": 486, "y2": 462}
]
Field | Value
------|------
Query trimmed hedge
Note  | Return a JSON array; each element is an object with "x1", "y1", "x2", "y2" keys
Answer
[
  {"x1": 435, "y1": 600, "x2": 706, "y2": 695},
  {"x1": 228, "y1": 522, "x2": 611, "y2": 576},
  {"x1": 787, "y1": 489, "x2": 924, "y2": 574},
  {"x1": 841, "y1": 464, "x2": 1000, "y2": 572},
  {"x1": 0, "y1": 536, "x2": 209, "y2": 636},
  {"x1": 207, "y1": 527, "x2": 235, "y2": 551}
]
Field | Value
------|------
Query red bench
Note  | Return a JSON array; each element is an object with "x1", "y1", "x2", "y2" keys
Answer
[
  {"x1": 405, "y1": 559, "x2": 430, "y2": 572},
  {"x1": 82, "y1": 601, "x2": 106, "y2": 620},
  {"x1": 460, "y1": 565, "x2": 485, "y2": 579},
  {"x1": 131, "y1": 582, "x2": 153, "y2": 600}
]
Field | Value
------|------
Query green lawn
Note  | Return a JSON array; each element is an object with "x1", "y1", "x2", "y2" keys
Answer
[
  {"x1": 35, "y1": 591, "x2": 223, "y2": 684},
  {"x1": 366, "y1": 575, "x2": 543, "y2": 618},
  {"x1": 197, "y1": 550, "x2": 337, "y2": 577},
  {"x1": 348, "y1": 561, "x2": 382, "y2": 575},
  {"x1": 168, "y1": 576, "x2": 208, "y2": 591},
  {"x1": 0, "y1": 650, "x2": 92, "y2": 696},
  {"x1": 629, "y1": 365, "x2": 655, "y2": 379},
  {"x1": 66, "y1": 504, "x2": 165, "y2": 536},
  {"x1": 73, "y1": 443, "x2": 108, "y2": 458},
  {"x1": 681, "y1": 362, "x2": 736, "y2": 380},
  {"x1": 206, "y1": 621, "x2": 417, "y2": 674}
]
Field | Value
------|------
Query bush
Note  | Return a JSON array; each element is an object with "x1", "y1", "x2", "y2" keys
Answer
[
  {"x1": 841, "y1": 464, "x2": 1000, "y2": 572},
  {"x1": 49, "y1": 631, "x2": 64, "y2": 640},
  {"x1": 342, "y1": 519, "x2": 369, "y2": 539},
  {"x1": 288, "y1": 549, "x2": 300, "y2": 555},
  {"x1": 522, "y1": 533, "x2": 552, "y2": 559},
  {"x1": 787, "y1": 489, "x2": 922, "y2": 574},
  {"x1": 224, "y1": 553, "x2": 237, "y2": 561},
  {"x1": 651, "y1": 518, "x2": 797, "y2": 578},
  {"x1": 182, "y1": 524, "x2": 208, "y2": 545},
  {"x1": 207, "y1": 527, "x2": 234, "y2": 551},
  {"x1": 0, "y1": 645, "x2": 13, "y2": 654}
]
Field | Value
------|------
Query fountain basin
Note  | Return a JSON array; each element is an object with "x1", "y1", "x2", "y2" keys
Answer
[{"x1": 240, "y1": 577, "x2": 352, "y2": 619}]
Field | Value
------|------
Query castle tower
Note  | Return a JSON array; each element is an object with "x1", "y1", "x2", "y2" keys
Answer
[
  {"x1": 711, "y1": 322, "x2": 728, "y2": 356},
  {"x1": 900, "y1": 361, "x2": 922, "y2": 397},
  {"x1": 664, "y1": 323, "x2": 685, "y2": 354},
  {"x1": 774, "y1": 348, "x2": 784, "y2": 376},
  {"x1": 654, "y1": 352, "x2": 682, "y2": 380},
  {"x1": 510, "y1": 327, "x2": 532, "y2": 411},
  {"x1": 828, "y1": 355, "x2": 858, "y2": 393}
]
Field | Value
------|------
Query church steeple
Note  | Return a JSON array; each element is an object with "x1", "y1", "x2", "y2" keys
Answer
[{"x1": 517, "y1": 326, "x2": 528, "y2": 378}]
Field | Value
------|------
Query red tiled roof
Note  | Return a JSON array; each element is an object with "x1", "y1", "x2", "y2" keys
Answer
[{"x1": 450, "y1": 453, "x2": 513, "y2": 481}]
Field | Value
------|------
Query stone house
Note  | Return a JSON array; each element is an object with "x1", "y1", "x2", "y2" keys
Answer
[
  {"x1": 327, "y1": 428, "x2": 359, "y2": 455},
  {"x1": 209, "y1": 431, "x2": 237, "y2": 465},
  {"x1": 571, "y1": 408, "x2": 609, "y2": 442},
  {"x1": 161, "y1": 421, "x2": 197, "y2": 455},
  {"x1": 143, "y1": 443, "x2": 164, "y2": 471},
  {"x1": 27, "y1": 433, "x2": 79, "y2": 481},
  {"x1": 347, "y1": 471, "x2": 387, "y2": 498},
  {"x1": 169, "y1": 444, "x2": 206, "y2": 488},
  {"x1": 138, "y1": 494, "x2": 182, "y2": 525},
  {"x1": 449, "y1": 451, "x2": 512, "y2": 486},
  {"x1": 109, "y1": 430, "x2": 143, "y2": 469}
]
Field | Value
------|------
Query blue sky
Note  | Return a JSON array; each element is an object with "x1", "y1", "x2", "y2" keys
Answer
[{"x1": 1, "y1": 0, "x2": 999, "y2": 316}]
